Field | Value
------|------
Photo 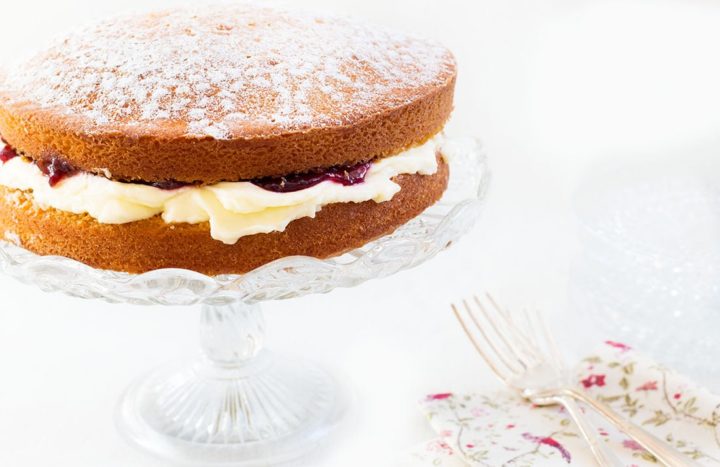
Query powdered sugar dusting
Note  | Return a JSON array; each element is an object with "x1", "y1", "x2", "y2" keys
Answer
[{"x1": 0, "y1": 4, "x2": 455, "y2": 139}]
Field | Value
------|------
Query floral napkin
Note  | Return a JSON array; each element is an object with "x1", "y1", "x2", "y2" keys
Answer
[{"x1": 402, "y1": 341, "x2": 720, "y2": 466}]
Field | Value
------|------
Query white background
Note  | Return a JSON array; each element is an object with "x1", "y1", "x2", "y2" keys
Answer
[{"x1": 2, "y1": 0, "x2": 720, "y2": 466}]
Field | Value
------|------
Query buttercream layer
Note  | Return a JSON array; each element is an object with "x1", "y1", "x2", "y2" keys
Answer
[{"x1": 0, "y1": 161, "x2": 450, "y2": 274}]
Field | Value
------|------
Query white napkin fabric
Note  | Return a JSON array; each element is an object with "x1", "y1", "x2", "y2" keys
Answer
[{"x1": 402, "y1": 341, "x2": 720, "y2": 466}]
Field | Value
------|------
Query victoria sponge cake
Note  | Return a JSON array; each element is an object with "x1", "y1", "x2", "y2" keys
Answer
[{"x1": 0, "y1": 4, "x2": 457, "y2": 275}]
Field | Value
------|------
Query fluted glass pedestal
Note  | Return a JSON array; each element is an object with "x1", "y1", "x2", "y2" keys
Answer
[
  {"x1": 0, "y1": 139, "x2": 488, "y2": 465},
  {"x1": 118, "y1": 302, "x2": 346, "y2": 464}
]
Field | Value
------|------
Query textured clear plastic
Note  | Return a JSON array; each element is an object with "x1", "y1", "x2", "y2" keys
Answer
[
  {"x1": 570, "y1": 166, "x2": 720, "y2": 391},
  {"x1": 0, "y1": 139, "x2": 489, "y2": 465}
]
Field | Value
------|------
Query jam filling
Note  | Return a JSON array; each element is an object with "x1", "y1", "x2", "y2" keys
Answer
[
  {"x1": 251, "y1": 161, "x2": 371, "y2": 193},
  {"x1": 37, "y1": 157, "x2": 79, "y2": 187},
  {"x1": 0, "y1": 145, "x2": 18, "y2": 163},
  {"x1": 142, "y1": 180, "x2": 194, "y2": 191},
  {"x1": 0, "y1": 141, "x2": 372, "y2": 192}
]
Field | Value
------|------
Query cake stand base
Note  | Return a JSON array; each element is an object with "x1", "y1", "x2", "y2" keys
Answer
[{"x1": 115, "y1": 302, "x2": 349, "y2": 465}]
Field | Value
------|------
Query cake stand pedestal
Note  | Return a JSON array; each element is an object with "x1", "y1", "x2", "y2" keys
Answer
[
  {"x1": 118, "y1": 301, "x2": 348, "y2": 465},
  {"x1": 0, "y1": 139, "x2": 488, "y2": 466}
]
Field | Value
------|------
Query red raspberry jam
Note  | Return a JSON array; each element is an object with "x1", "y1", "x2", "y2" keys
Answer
[
  {"x1": 147, "y1": 180, "x2": 192, "y2": 190},
  {"x1": 37, "y1": 157, "x2": 79, "y2": 187},
  {"x1": 252, "y1": 161, "x2": 371, "y2": 193},
  {"x1": 0, "y1": 137, "x2": 373, "y2": 192},
  {"x1": 0, "y1": 145, "x2": 18, "y2": 163}
]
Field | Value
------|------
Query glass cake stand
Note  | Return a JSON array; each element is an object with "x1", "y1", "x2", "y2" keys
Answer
[{"x1": 0, "y1": 139, "x2": 488, "y2": 466}]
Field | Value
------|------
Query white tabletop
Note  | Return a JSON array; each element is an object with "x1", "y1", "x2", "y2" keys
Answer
[{"x1": 2, "y1": 0, "x2": 720, "y2": 465}]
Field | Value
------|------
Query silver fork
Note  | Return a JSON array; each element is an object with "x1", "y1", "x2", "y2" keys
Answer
[{"x1": 452, "y1": 294, "x2": 697, "y2": 467}]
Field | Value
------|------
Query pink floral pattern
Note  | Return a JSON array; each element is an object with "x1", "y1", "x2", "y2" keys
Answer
[
  {"x1": 623, "y1": 439, "x2": 645, "y2": 451},
  {"x1": 580, "y1": 374, "x2": 607, "y2": 388},
  {"x1": 410, "y1": 342, "x2": 720, "y2": 466},
  {"x1": 400, "y1": 439, "x2": 467, "y2": 467},
  {"x1": 605, "y1": 340, "x2": 632, "y2": 352},
  {"x1": 427, "y1": 393, "x2": 454, "y2": 401},
  {"x1": 522, "y1": 432, "x2": 572, "y2": 463},
  {"x1": 636, "y1": 381, "x2": 658, "y2": 392}
]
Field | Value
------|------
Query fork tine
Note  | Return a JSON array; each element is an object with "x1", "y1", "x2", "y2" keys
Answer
[
  {"x1": 486, "y1": 293, "x2": 528, "y2": 344},
  {"x1": 533, "y1": 308, "x2": 565, "y2": 372},
  {"x1": 484, "y1": 294, "x2": 542, "y2": 366},
  {"x1": 485, "y1": 293, "x2": 511, "y2": 321},
  {"x1": 511, "y1": 304, "x2": 556, "y2": 370},
  {"x1": 451, "y1": 303, "x2": 513, "y2": 382},
  {"x1": 472, "y1": 296, "x2": 528, "y2": 372},
  {"x1": 520, "y1": 307, "x2": 545, "y2": 355},
  {"x1": 516, "y1": 307, "x2": 558, "y2": 366},
  {"x1": 464, "y1": 298, "x2": 527, "y2": 375}
]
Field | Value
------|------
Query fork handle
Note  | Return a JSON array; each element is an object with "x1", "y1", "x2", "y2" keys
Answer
[
  {"x1": 551, "y1": 395, "x2": 624, "y2": 466},
  {"x1": 561, "y1": 388, "x2": 700, "y2": 467}
]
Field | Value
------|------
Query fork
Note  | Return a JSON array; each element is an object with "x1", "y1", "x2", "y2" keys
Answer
[{"x1": 452, "y1": 294, "x2": 698, "y2": 467}]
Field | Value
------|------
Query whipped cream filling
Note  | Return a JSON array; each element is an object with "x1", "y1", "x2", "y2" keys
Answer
[{"x1": 0, "y1": 136, "x2": 445, "y2": 244}]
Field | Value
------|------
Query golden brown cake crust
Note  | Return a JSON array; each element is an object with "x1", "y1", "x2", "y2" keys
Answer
[
  {"x1": 0, "y1": 159, "x2": 449, "y2": 275},
  {"x1": 0, "y1": 83, "x2": 454, "y2": 184},
  {"x1": 0, "y1": 5, "x2": 456, "y2": 183}
]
